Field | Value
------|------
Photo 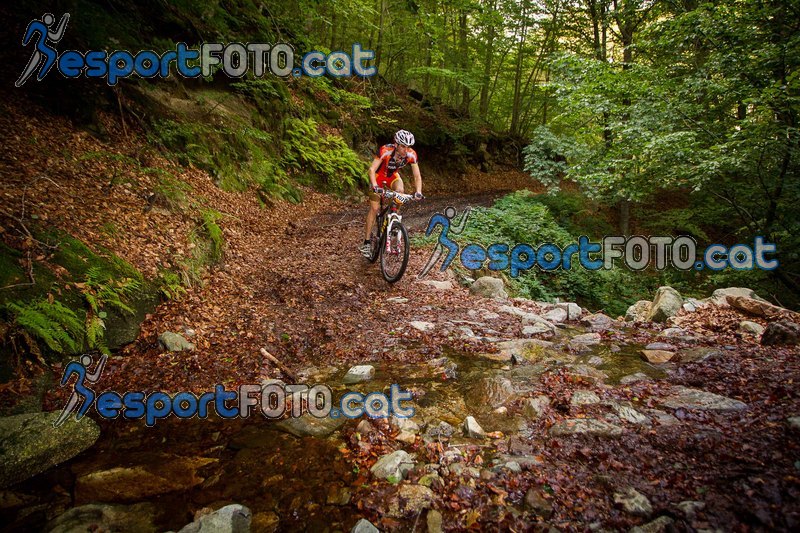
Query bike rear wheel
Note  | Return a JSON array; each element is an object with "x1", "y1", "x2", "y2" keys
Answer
[{"x1": 380, "y1": 222, "x2": 409, "y2": 283}]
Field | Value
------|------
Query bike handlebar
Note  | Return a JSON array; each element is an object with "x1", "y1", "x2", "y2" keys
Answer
[{"x1": 382, "y1": 191, "x2": 421, "y2": 204}]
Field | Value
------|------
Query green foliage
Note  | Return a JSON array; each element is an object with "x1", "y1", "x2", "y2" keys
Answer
[
  {"x1": 153, "y1": 176, "x2": 193, "y2": 209},
  {"x1": 200, "y1": 209, "x2": 225, "y2": 263},
  {"x1": 5, "y1": 299, "x2": 84, "y2": 354},
  {"x1": 78, "y1": 267, "x2": 142, "y2": 353},
  {"x1": 158, "y1": 269, "x2": 188, "y2": 300},
  {"x1": 282, "y1": 117, "x2": 367, "y2": 192}
]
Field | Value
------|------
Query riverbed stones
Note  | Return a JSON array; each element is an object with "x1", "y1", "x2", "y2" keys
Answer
[
  {"x1": 580, "y1": 313, "x2": 616, "y2": 331},
  {"x1": 647, "y1": 287, "x2": 683, "y2": 323},
  {"x1": 420, "y1": 280, "x2": 454, "y2": 290},
  {"x1": 46, "y1": 503, "x2": 159, "y2": 533},
  {"x1": 410, "y1": 321, "x2": 436, "y2": 332},
  {"x1": 613, "y1": 487, "x2": 653, "y2": 517},
  {"x1": 761, "y1": 320, "x2": 800, "y2": 346},
  {"x1": 629, "y1": 516, "x2": 674, "y2": 533},
  {"x1": 738, "y1": 320, "x2": 765, "y2": 336},
  {"x1": 556, "y1": 302, "x2": 583, "y2": 320},
  {"x1": 469, "y1": 277, "x2": 508, "y2": 299},
  {"x1": 0, "y1": 411, "x2": 100, "y2": 488},
  {"x1": 619, "y1": 372, "x2": 651, "y2": 385},
  {"x1": 522, "y1": 396, "x2": 551, "y2": 419},
  {"x1": 660, "y1": 386, "x2": 747, "y2": 411},
  {"x1": 543, "y1": 307, "x2": 568, "y2": 324},
  {"x1": 625, "y1": 300, "x2": 652, "y2": 322},
  {"x1": 571, "y1": 332, "x2": 602, "y2": 346},
  {"x1": 549, "y1": 418, "x2": 623, "y2": 438},
  {"x1": 176, "y1": 504, "x2": 251, "y2": 533},
  {"x1": 370, "y1": 450, "x2": 415, "y2": 481},
  {"x1": 158, "y1": 331, "x2": 195, "y2": 351},
  {"x1": 351, "y1": 518, "x2": 380, "y2": 533},
  {"x1": 570, "y1": 390, "x2": 601, "y2": 406},
  {"x1": 462, "y1": 416, "x2": 486, "y2": 439},
  {"x1": 343, "y1": 365, "x2": 375, "y2": 384},
  {"x1": 75, "y1": 455, "x2": 217, "y2": 502},
  {"x1": 640, "y1": 350, "x2": 675, "y2": 364}
]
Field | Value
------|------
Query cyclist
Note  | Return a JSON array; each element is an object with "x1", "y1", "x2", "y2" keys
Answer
[{"x1": 359, "y1": 129, "x2": 424, "y2": 257}]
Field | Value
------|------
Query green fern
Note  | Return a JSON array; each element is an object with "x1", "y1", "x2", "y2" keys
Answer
[
  {"x1": 201, "y1": 209, "x2": 225, "y2": 262},
  {"x1": 6, "y1": 300, "x2": 84, "y2": 354}
]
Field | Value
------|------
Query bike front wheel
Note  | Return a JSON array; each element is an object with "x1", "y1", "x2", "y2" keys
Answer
[
  {"x1": 380, "y1": 222, "x2": 409, "y2": 283},
  {"x1": 368, "y1": 219, "x2": 382, "y2": 264}
]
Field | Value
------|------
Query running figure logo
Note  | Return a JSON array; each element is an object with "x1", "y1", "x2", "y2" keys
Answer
[
  {"x1": 418, "y1": 206, "x2": 471, "y2": 278},
  {"x1": 16, "y1": 13, "x2": 70, "y2": 87},
  {"x1": 53, "y1": 353, "x2": 107, "y2": 427}
]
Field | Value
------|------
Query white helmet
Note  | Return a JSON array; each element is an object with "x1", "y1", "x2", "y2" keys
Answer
[{"x1": 394, "y1": 129, "x2": 415, "y2": 146}]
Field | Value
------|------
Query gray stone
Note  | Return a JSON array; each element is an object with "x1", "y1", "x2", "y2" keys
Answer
[
  {"x1": 525, "y1": 487, "x2": 553, "y2": 518},
  {"x1": 610, "y1": 403, "x2": 651, "y2": 425},
  {"x1": 274, "y1": 413, "x2": 347, "y2": 438},
  {"x1": 629, "y1": 516, "x2": 674, "y2": 533},
  {"x1": 462, "y1": 416, "x2": 486, "y2": 439},
  {"x1": 647, "y1": 287, "x2": 683, "y2": 323},
  {"x1": 523, "y1": 323, "x2": 553, "y2": 336},
  {"x1": 613, "y1": 487, "x2": 653, "y2": 517},
  {"x1": 343, "y1": 365, "x2": 376, "y2": 384},
  {"x1": 391, "y1": 415, "x2": 420, "y2": 433},
  {"x1": 410, "y1": 321, "x2": 436, "y2": 332},
  {"x1": 643, "y1": 409, "x2": 680, "y2": 427},
  {"x1": 470, "y1": 277, "x2": 508, "y2": 300},
  {"x1": 370, "y1": 450, "x2": 415, "y2": 481},
  {"x1": 420, "y1": 280, "x2": 454, "y2": 290},
  {"x1": 0, "y1": 411, "x2": 100, "y2": 488},
  {"x1": 761, "y1": 320, "x2": 800, "y2": 346},
  {"x1": 425, "y1": 421, "x2": 455, "y2": 439},
  {"x1": 549, "y1": 418, "x2": 623, "y2": 438},
  {"x1": 619, "y1": 373, "x2": 651, "y2": 385},
  {"x1": 523, "y1": 396, "x2": 551, "y2": 419},
  {"x1": 640, "y1": 350, "x2": 675, "y2": 364},
  {"x1": 387, "y1": 297, "x2": 408, "y2": 304},
  {"x1": 738, "y1": 321, "x2": 765, "y2": 336},
  {"x1": 711, "y1": 287, "x2": 766, "y2": 303},
  {"x1": 351, "y1": 518, "x2": 380, "y2": 533},
  {"x1": 787, "y1": 416, "x2": 800, "y2": 431},
  {"x1": 581, "y1": 313, "x2": 616, "y2": 331},
  {"x1": 661, "y1": 386, "x2": 748, "y2": 411},
  {"x1": 625, "y1": 301, "x2": 652, "y2": 322},
  {"x1": 677, "y1": 347, "x2": 722, "y2": 363},
  {"x1": 177, "y1": 504, "x2": 252, "y2": 533},
  {"x1": 47, "y1": 503, "x2": 158, "y2": 533},
  {"x1": 158, "y1": 331, "x2": 195, "y2": 351},
  {"x1": 571, "y1": 390, "x2": 601, "y2": 406},
  {"x1": 675, "y1": 500, "x2": 705, "y2": 520},
  {"x1": 588, "y1": 356, "x2": 604, "y2": 366},
  {"x1": 543, "y1": 307, "x2": 568, "y2": 324},
  {"x1": 571, "y1": 332, "x2": 602, "y2": 345},
  {"x1": 556, "y1": 302, "x2": 583, "y2": 320}
]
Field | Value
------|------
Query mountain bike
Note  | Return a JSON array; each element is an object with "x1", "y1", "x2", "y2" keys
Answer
[{"x1": 368, "y1": 190, "x2": 420, "y2": 283}]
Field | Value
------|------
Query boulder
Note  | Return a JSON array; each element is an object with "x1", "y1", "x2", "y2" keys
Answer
[
  {"x1": 613, "y1": 487, "x2": 653, "y2": 517},
  {"x1": 570, "y1": 390, "x2": 601, "y2": 406},
  {"x1": 75, "y1": 455, "x2": 217, "y2": 503},
  {"x1": 351, "y1": 518, "x2": 380, "y2": 533},
  {"x1": 580, "y1": 313, "x2": 616, "y2": 331},
  {"x1": 660, "y1": 386, "x2": 747, "y2": 411},
  {"x1": 711, "y1": 287, "x2": 767, "y2": 303},
  {"x1": 640, "y1": 350, "x2": 675, "y2": 364},
  {"x1": 47, "y1": 503, "x2": 158, "y2": 533},
  {"x1": 549, "y1": 418, "x2": 623, "y2": 438},
  {"x1": 629, "y1": 516, "x2": 674, "y2": 533},
  {"x1": 462, "y1": 416, "x2": 486, "y2": 439},
  {"x1": 427, "y1": 509, "x2": 443, "y2": 533},
  {"x1": 386, "y1": 484, "x2": 434, "y2": 517},
  {"x1": 761, "y1": 320, "x2": 800, "y2": 346},
  {"x1": 738, "y1": 321, "x2": 765, "y2": 336},
  {"x1": 542, "y1": 307, "x2": 568, "y2": 324},
  {"x1": 177, "y1": 504, "x2": 252, "y2": 533},
  {"x1": 625, "y1": 301, "x2": 652, "y2": 322},
  {"x1": 343, "y1": 365, "x2": 376, "y2": 384},
  {"x1": 370, "y1": 450, "x2": 415, "y2": 481},
  {"x1": 728, "y1": 296, "x2": 796, "y2": 320},
  {"x1": 0, "y1": 411, "x2": 100, "y2": 488},
  {"x1": 410, "y1": 321, "x2": 436, "y2": 332},
  {"x1": 571, "y1": 332, "x2": 602, "y2": 345},
  {"x1": 158, "y1": 331, "x2": 195, "y2": 352},
  {"x1": 469, "y1": 277, "x2": 508, "y2": 300},
  {"x1": 647, "y1": 287, "x2": 683, "y2": 323},
  {"x1": 556, "y1": 302, "x2": 583, "y2": 320},
  {"x1": 522, "y1": 396, "x2": 551, "y2": 419}
]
